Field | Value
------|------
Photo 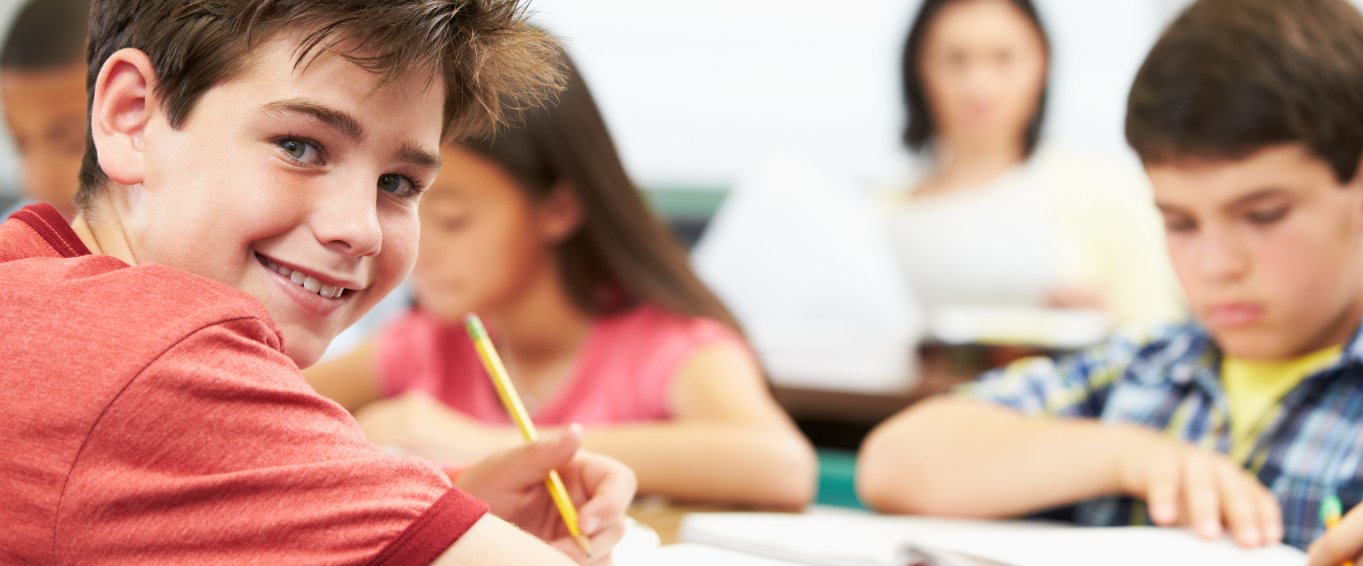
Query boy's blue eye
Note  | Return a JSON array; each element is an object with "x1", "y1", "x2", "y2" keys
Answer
[
  {"x1": 379, "y1": 173, "x2": 421, "y2": 199},
  {"x1": 277, "y1": 137, "x2": 321, "y2": 164}
]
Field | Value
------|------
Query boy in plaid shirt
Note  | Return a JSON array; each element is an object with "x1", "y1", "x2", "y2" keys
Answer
[{"x1": 861, "y1": 0, "x2": 1363, "y2": 558}]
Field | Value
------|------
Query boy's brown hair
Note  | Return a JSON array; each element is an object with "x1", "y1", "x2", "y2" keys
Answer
[
  {"x1": 1126, "y1": 0, "x2": 1363, "y2": 183},
  {"x1": 78, "y1": 0, "x2": 561, "y2": 208}
]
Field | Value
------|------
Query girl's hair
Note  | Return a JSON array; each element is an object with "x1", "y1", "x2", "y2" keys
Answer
[
  {"x1": 460, "y1": 46, "x2": 743, "y2": 332},
  {"x1": 900, "y1": 0, "x2": 1051, "y2": 157}
]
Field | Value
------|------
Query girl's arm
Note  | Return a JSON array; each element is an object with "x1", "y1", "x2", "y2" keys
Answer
[
  {"x1": 357, "y1": 340, "x2": 812, "y2": 510},
  {"x1": 355, "y1": 340, "x2": 818, "y2": 509},
  {"x1": 575, "y1": 341, "x2": 817, "y2": 509},
  {"x1": 303, "y1": 337, "x2": 384, "y2": 412}
]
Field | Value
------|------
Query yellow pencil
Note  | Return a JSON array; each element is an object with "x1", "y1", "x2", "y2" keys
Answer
[{"x1": 464, "y1": 314, "x2": 593, "y2": 557}]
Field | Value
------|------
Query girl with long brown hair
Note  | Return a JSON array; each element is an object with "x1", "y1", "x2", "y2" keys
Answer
[{"x1": 306, "y1": 47, "x2": 815, "y2": 509}]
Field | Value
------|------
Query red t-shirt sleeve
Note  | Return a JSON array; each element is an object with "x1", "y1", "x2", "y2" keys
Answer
[{"x1": 55, "y1": 317, "x2": 487, "y2": 564}]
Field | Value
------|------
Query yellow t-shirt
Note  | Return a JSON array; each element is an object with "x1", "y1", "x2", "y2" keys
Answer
[{"x1": 1222, "y1": 345, "x2": 1342, "y2": 462}]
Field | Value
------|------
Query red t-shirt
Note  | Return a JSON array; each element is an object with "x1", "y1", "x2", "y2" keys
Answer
[{"x1": 0, "y1": 204, "x2": 487, "y2": 564}]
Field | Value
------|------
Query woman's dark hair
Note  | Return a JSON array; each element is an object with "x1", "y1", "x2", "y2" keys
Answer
[
  {"x1": 901, "y1": 0, "x2": 1050, "y2": 157},
  {"x1": 460, "y1": 46, "x2": 743, "y2": 332},
  {"x1": 1126, "y1": 0, "x2": 1363, "y2": 184}
]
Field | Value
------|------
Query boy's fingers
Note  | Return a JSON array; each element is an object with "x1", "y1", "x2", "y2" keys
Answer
[
  {"x1": 1182, "y1": 456, "x2": 1222, "y2": 539},
  {"x1": 573, "y1": 454, "x2": 637, "y2": 531},
  {"x1": 1216, "y1": 465, "x2": 1261, "y2": 546},
  {"x1": 1146, "y1": 455, "x2": 1180, "y2": 525},
  {"x1": 1253, "y1": 479, "x2": 1283, "y2": 544},
  {"x1": 548, "y1": 529, "x2": 619, "y2": 566},
  {"x1": 585, "y1": 520, "x2": 628, "y2": 561},
  {"x1": 499, "y1": 425, "x2": 584, "y2": 484}
]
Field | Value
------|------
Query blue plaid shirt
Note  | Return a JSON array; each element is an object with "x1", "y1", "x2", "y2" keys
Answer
[{"x1": 962, "y1": 321, "x2": 1363, "y2": 549}]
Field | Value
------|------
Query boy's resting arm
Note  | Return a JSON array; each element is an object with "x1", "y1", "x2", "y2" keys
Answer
[
  {"x1": 857, "y1": 335, "x2": 1282, "y2": 548},
  {"x1": 857, "y1": 395, "x2": 1134, "y2": 516}
]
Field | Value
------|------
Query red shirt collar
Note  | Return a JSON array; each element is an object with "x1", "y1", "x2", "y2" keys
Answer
[{"x1": 12, "y1": 203, "x2": 92, "y2": 258}]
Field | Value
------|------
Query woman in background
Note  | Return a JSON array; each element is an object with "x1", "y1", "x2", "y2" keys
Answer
[
  {"x1": 306, "y1": 48, "x2": 816, "y2": 509},
  {"x1": 892, "y1": 0, "x2": 1180, "y2": 326}
]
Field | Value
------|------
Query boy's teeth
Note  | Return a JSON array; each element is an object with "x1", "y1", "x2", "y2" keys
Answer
[{"x1": 264, "y1": 256, "x2": 347, "y2": 299}]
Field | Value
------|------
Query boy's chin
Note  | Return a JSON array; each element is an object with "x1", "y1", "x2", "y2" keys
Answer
[
  {"x1": 281, "y1": 331, "x2": 332, "y2": 369},
  {"x1": 1210, "y1": 330, "x2": 1299, "y2": 361}
]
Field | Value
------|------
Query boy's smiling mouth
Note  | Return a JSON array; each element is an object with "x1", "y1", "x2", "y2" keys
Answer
[{"x1": 256, "y1": 252, "x2": 359, "y2": 300}]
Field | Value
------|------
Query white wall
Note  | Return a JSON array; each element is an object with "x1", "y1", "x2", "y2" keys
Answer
[
  {"x1": 2, "y1": 0, "x2": 1362, "y2": 199},
  {"x1": 529, "y1": 0, "x2": 1178, "y2": 189}
]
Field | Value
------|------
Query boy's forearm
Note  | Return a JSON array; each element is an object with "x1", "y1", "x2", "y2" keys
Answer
[
  {"x1": 858, "y1": 396, "x2": 1132, "y2": 517},
  {"x1": 435, "y1": 514, "x2": 576, "y2": 565},
  {"x1": 581, "y1": 423, "x2": 817, "y2": 510}
]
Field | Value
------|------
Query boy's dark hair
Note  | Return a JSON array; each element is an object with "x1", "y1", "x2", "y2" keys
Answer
[
  {"x1": 1127, "y1": 0, "x2": 1363, "y2": 183},
  {"x1": 1, "y1": 0, "x2": 92, "y2": 71},
  {"x1": 901, "y1": 0, "x2": 1050, "y2": 157},
  {"x1": 77, "y1": 0, "x2": 561, "y2": 208}
]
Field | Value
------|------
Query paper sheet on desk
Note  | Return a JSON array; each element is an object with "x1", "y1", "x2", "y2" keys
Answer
[
  {"x1": 692, "y1": 155, "x2": 922, "y2": 393},
  {"x1": 678, "y1": 511, "x2": 1307, "y2": 566}
]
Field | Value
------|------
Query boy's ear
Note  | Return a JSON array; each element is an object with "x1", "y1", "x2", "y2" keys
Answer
[
  {"x1": 536, "y1": 181, "x2": 584, "y2": 244},
  {"x1": 89, "y1": 48, "x2": 158, "y2": 187}
]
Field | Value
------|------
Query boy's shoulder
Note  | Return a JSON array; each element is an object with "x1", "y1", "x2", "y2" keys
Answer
[
  {"x1": 1, "y1": 249, "x2": 280, "y2": 351},
  {"x1": 0, "y1": 205, "x2": 284, "y2": 393}
]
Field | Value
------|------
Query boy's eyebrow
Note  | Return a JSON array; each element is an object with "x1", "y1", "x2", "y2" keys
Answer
[
  {"x1": 1226, "y1": 188, "x2": 1289, "y2": 209},
  {"x1": 1155, "y1": 188, "x2": 1290, "y2": 215},
  {"x1": 396, "y1": 141, "x2": 441, "y2": 170},
  {"x1": 1153, "y1": 201, "x2": 1188, "y2": 215},
  {"x1": 259, "y1": 99, "x2": 366, "y2": 142}
]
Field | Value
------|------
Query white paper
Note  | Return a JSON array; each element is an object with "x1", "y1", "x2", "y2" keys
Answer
[
  {"x1": 692, "y1": 154, "x2": 923, "y2": 393},
  {"x1": 636, "y1": 543, "x2": 809, "y2": 566},
  {"x1": 678, "y1": 510, "x2": 1307, "y2": 566}
]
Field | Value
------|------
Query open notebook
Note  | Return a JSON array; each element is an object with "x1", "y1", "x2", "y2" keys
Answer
[{"x1": 674, "y1": 510, "x2": 1307, "y2": 566}]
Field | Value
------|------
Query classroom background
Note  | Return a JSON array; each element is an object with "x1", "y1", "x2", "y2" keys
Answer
[
  {"x1": 0, "y1": 0, "x2": 1295, "y2": 203},
  {"x1": 0, "y1": 0, "x2": 1348, "y2": 450}
]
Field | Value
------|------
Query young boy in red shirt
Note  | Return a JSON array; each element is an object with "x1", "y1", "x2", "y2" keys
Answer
[{"x1": 0, "y1": 0, "x2": 634, "y2": 563}]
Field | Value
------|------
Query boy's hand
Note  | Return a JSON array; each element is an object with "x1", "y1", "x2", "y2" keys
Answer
[
  {"x1": 1117, "y1": 426, "x2": 1282, "y2": 547},
  {"x1": 457, "y1": 425, "x2": 636, "y2": 565},
  {"x1": 1308, "y1": 500, "x2": 1363, "y2": 566}
]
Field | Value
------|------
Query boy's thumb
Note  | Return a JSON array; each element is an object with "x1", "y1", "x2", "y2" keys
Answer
[{"x1": 516, "y1": 423, "x2": 583, "y2": 476}]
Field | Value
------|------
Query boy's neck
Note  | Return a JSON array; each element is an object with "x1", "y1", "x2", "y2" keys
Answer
[
  {"x1": 487, "y1": 260, "x2": 592, "y2": 370},
  {"x1": 70, "y1": 191, "x2": 139, "y2": 265}
]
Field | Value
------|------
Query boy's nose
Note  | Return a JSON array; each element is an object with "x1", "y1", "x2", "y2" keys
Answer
[
  {"x1": 1197, "y1": 227, "x2": 1250, "y2": 282},
  {"x1": 312, "y1": 182, "x2": 382, "y2": 258}
]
